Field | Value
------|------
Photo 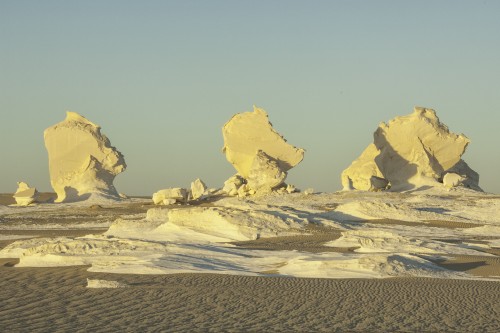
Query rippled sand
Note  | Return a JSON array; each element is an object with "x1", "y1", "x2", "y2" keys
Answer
[{"x1": 0, "y1": 264, "x2": 499, "y2": 333}]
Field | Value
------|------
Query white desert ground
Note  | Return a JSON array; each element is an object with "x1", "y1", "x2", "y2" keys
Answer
[{"x1": 0, "y1": 188, "x2": 499, "y2": 332}]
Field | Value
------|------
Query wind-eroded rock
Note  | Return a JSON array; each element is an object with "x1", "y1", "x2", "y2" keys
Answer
[
  {"x1": 342, "y1": 107, "x2": 481, "y2": 191},
  {"x1": 222, "y1": 106, "x2": 304, "y2": 194},
  {"x1": 44, "y1": 112, "x2": 126, "y2": 202},
  {"x1": 13, "y1": 181, "x2": 39, "y2": 206}
]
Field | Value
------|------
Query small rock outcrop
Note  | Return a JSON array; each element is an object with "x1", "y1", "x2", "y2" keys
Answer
[
  {"x1": 443, "y1": 173, "x2": 464, "y2": 188},
  {"x1": 153, "y1": 179, "x2": 211, "y2": 205},
  {"x1": 152, "y1": 188, "x2": 188, "y2": 205},
  {"x1": 222, "y1": 106, "x2": 304, "y2": 195},
  {"x1": 222, "y1": 175, "x2": 247, "y2": 196},
  {"x1": 190, "y1": 178, "x2": 207, "y2": 200},
  {"x1": 44, "y1": 112, "x2": 126, "y2": 202},
  {"x1": 342, "y1": 107, "x2": 481, "y2": 191},
  {"x1": 13, "y1": 182, "x2": 39, "y2": 206}
]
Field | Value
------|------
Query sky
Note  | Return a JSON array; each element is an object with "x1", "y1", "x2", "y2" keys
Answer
[{"x1": 1, "y1": 0, "x2": 499, "y2": 195}]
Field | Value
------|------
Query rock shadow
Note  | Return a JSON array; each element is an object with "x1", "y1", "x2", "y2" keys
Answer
[
  {"x1": 373, "y1": 128, "x2": 418, "y2": 191},
  {"x1": 58, "y1": 187, "x2": 91, "y2": 203}
]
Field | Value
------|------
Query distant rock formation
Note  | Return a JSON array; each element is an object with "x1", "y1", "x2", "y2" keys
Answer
[
  {"x1": 222, "y1": 106, "x2": 305, "y2": 195},
  {"x1": 44, "y1": 112, "x2": 126, "y2": 202},
  {"x1": 342, "y1": 107, "x2": 482, "y2": 191},
  {"x1": 13, "y1": 181, "x2": 39, "y2": 206}
]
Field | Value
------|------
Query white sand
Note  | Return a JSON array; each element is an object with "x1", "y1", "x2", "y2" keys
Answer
[{"x1": 1, "y1": 189, "x2": 499, "y2": 280}]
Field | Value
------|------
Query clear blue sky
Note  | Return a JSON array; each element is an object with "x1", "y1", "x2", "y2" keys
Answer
[{"x1": 1, "y1": 1, "x2": 499, "y2": 195}]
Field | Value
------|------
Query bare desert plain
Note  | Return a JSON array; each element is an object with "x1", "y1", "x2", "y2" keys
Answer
[
  {"x1": 1, "y1": 190, "x2": 499, "y2": 333},
  {"x1": 4, "y1": 0, "x2": 500, "y2": 331}
]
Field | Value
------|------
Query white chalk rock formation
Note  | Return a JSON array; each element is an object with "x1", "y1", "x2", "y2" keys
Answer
[
  {"x1": 222, "y1": 106, "x2": 304, "y2": 193},
  {"x1": 13, "y1": 182, "x2": 39, "y2": 206},
  {"x1": 222, "y1": 175, "x2": 247, "y2": 196},
  {"x1": 444, "y1": 159, "x2": 482, "y2": 191},
  {"x1": 190, "y1": 178, "x2": 207, "y2": 200},
  {"x1": 152, "y1": 188, "x2": 188, "y2": 205},
  {"x1": 341, "y1": 144, "x2": 389, "y2": 191},
  {"x1": 246, "y1": 150, "x2": 287, "y2": 193},
  {"x1": 443, "y1": 173, "x2": 464, "y2": 188},
  {"x1": 44, "y1": 112, "x2": 126, "y2": 202},
  {"x1": 342, "y1": 107, "x2": 481, "y2": 191},
  {"x1": 107, "y1": 206, "x2": 305, "y2": 242}
]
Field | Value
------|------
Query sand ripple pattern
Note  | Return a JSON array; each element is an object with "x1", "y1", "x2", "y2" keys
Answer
[{"x1": 0, "y1": 266, "x2": 499, "y2": 333}]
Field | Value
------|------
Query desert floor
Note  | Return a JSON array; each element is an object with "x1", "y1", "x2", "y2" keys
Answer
[{"x1": 0, "y1": 192, "x2": 499, "y2": 332}]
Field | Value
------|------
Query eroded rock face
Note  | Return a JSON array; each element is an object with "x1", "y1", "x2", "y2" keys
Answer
[
  {"x1": 342, "y1": 107, "x2": 481, "y2": 191},
  {"x1": 341, "y1": 144, "x2": 385, "y2": 191},
  {"x1": 444, "y1": 159, "x2": 482, "y2": 191},
  {"x1": 246, "y1": 150, "x2": 287, "y2": 193},
  {"x1": 13, "y1": 182, "x2": 39, "y2": 206},
  {"x1": 222, "y1": 106, "x2": 304, "y2": 194},
  {"x1": 44, "y1": 112, "x2": 126, "y2": 202}
]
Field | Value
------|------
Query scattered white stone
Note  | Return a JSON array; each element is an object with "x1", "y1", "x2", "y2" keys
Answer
[
  {"x1": 342, "y1": 107, "x2": 481, "y2": 191},
  {"x1": 237, "y1": 184, "x2": 249, "y2": 198},
  {"x1": 190, "y1": 178, "x2": 207, "y2": 200},
  {"x1": 443, "y1": 173, "x2": 465, "y2": 188},
  {"x1": 44, "y1": 112, "x2": 126, "y2": 202},
  {"x1": 152, "y1": 188, "x2": 188, "y2": 205},
  {"x1": 286, "y1": 184, "x2": 297, "y2": 194},
  {"x1": 162, "y1": 198, "x2": 177, "y2": 205},
  {"x1": 303, "y1": 188, "x2": 314, "y2": 195},
  {"x1": 86, "y1": 279, "x2": 127, "y2": 288},
  {"x1": 275, "y1": 187, "x2": 287, "y2": 194},
  {"x1": 222, "y1": 174, "x2": 246, "y2": 196},
  {"x1": 222, "y1": 106, "x2": 304, "y2": 194},
  {"x1": 13, "y1": 182, "x2": 39, "y2": 206}
]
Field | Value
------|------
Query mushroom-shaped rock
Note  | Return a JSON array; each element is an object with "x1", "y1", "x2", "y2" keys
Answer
[
  {"x1": 222, "y1": 106, "x2": 304, "y2": 193},
  {"x1": 13, "y1": 182, "x2": 39, "y2": 206},
  {"x1": 44, "y1": 112, "x2": 126, "y2": 202},
  {"x1": 342, "y1": 107, "x2": 481, "y2": 191}
]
